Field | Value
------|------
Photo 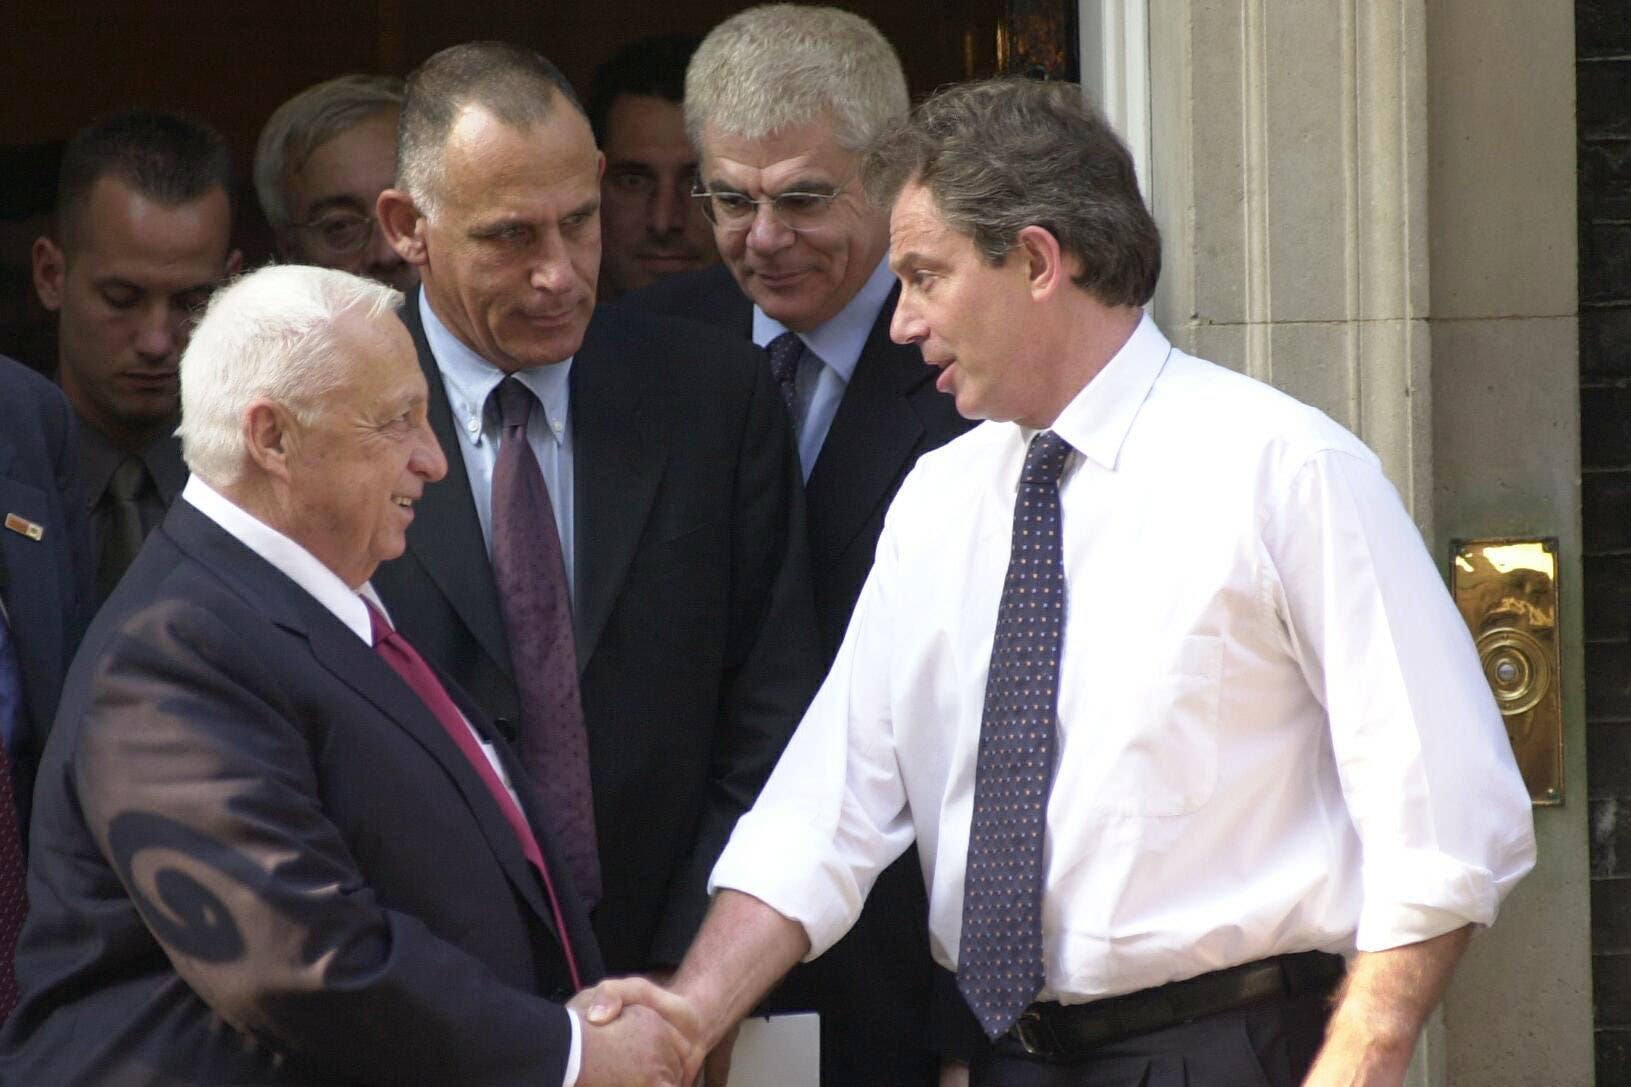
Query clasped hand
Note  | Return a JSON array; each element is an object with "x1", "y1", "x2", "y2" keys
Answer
[{"x1": 569, "y1": 975, "x2": 733, "y2": 1087}]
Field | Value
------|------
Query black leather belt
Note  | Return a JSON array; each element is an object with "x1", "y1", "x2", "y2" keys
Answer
[{"x1": 999, "y1": 951, "x2": 1345, "y2": 1062}]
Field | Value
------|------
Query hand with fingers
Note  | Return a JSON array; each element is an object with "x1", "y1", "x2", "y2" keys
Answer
[{"x1": 571, "y1": 976, "x2": 707, "y2": 1087}]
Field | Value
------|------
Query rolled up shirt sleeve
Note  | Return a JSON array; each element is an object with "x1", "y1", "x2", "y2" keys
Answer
[
  {"x1": 711, "y1": 517, "x2": 916, "y2": 960},
  {"x1": 1265, "y1": 447, "x2": 1537, "y2": 951}
]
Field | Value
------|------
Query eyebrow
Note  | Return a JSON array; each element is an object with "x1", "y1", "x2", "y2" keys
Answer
[
  {"x1": 703, "y1": 175, "x2": 840, "y2": 196},
  {"x1": 889, "y1": 250, "x2": 925, "y2": 275},
  {"x1": 300, "y1": 194, "x2": 372, "y2": 219}
]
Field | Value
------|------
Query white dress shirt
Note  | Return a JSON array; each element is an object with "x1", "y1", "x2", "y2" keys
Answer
[
  {"x1": 183, "y1": 476, "x2": 583, "y2": 1084},
  {"x1": 712, "y1": 314, "x2": 1536, "y2": 1005},
  {"x1": 753, "y1": 255, "x2": 896, "y2": 480},
  {"x1": 420, "y1": 291, "x2": 578, "y2": 602}
]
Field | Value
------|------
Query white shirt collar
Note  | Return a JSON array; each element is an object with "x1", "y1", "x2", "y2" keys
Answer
[
  {"x1": 751, "y1": 253, "x2": 895, "y2": 380},
  {"x1": 419, "y1": 290, "x2": 573, "y2": 447},
  {"x1": 182, "y1": 475, "x2": 387, "y2": 644},
  {"x1": 1046, "y1": 312, "x2": 1172, "y2": 472}
]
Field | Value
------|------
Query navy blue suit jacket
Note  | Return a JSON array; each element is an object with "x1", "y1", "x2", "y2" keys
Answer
[
  {"x1": 373, "y1": 295, "x2": 823, "y2": 976},
  {"x1": 0, "y1": 497, "x2": 601, "y2": 1085},
  {"x1": 0, "y1": 355, "x2": 91, "y2": 832}
]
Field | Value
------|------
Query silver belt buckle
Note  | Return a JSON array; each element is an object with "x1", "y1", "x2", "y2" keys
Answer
[{"x1": 1010, "y1": 1007, "x2": 1058, "y2": 1057}]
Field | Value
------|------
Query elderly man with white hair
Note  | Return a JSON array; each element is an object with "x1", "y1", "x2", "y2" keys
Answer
[{"x1": 0, "y1": 264, "x2": 697, "y2": 1087}]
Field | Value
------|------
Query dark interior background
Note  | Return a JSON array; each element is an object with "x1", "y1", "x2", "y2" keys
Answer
[{"x1": 1, "y1": 0, "x2": 1078, "y2": 375}]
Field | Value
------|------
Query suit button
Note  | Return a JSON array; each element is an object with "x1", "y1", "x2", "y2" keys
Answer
[{"x1": 494, "y1": 716, "x2": 518, "y2": 743}]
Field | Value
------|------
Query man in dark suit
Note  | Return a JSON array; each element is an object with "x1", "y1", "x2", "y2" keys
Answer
[
  {"x1": 372, "y1": 42, "x2": 820, "y2": 982},
  {"x1": 0, "y1": 356, "x2": 91, "y2": 822},
  {"x1": 625, "y1": 8, "x2": 972, "y2": 1084},
  {"x1": 0, "y1": 265, "x2": 695, "y2": 1085},
  {"x1": 0, "y1": 354, "x2": 91, "y2": 1016},
  {"x1": 30, "y1": 109, "x2": 240, "y2": 608}
]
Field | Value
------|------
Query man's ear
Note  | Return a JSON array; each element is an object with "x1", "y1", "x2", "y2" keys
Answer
[
  {"x1": 377, "y1": 189, "x2": 428, "y2": 266},
  {"x1": 243, "y1": 399, "x2": 297, "y2": 482},
  {"x1": 31, "y1": 235, "x2": 66, "y2": 312},
  {"x1": 1016, "y1": 225, "x2": 1067, "y2": 302},
  {"x1": 224, "y1": 249, "x2": 244, "y2": 278}
]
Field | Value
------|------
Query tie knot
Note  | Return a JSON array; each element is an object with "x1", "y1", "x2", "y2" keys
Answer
[
  {"x1": 362, "y1": 599, "x2": 392, "y2": 647},
  {"x1": 1020, "y1": 430, "x2": 1074, "y2": 487},
  {"x1": 766, "y1": 331, "x2": 804, "y2": 387},
  {"x1": 108, "y1": 456, "x2": 148, "y2": 502},
  {"x1": 493, "y1": 377, "x2": 536, "y2": 431}
]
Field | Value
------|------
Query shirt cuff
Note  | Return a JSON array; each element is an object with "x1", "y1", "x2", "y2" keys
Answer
[
  {"x1": 710, "y1": 809, "x2": 866, "y2": 961},
  {"x1": 1355, "y1": 842, "x2": 1529, "y2": 951},
  {"x1": 561, "y1": 1007, "x2": 582, "y2": 1087}
]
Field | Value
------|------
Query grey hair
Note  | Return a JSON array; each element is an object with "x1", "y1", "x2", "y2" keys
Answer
[
  {"x1": 398, "y1": 41, "x2": 584, "y2": 219},
  {"x1": 177, "y1": 264, "x2": 403, "y2": 486},
  {"x1": 685, "y1": 4, "x2": 908, "y2": 152},
  {"x1": 863, "y1": 79, "x2": 1160, "y2": 307},
  {"x1": 254, "y1": 74, "x2": 405, "y2": 233}
]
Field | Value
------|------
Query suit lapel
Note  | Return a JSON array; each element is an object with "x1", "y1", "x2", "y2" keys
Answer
[
  {"x1": 163, "y1": 500, "x2": 563, "y2": 941},
  {"x1": 397, "y1": 293, "x2": 515, "y2": 680},
  {"x1": 804, "y1": 286, "x2": 932, "y2": 559},
  {"x1": 0, "y1": 473, "x2": 67, "y2": 732},
  {"x1": 570, "y1": 311, "x2": 667, "y2": 670}
]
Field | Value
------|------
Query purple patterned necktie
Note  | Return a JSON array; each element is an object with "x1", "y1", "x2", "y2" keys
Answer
[
  {"x1": 766, "y1": 331, "x2": 803, "y2": 414},
  {"x1": 489, "y1": 377, "x2": 600, "y2": 907},
  {"x1": 958, "y1": 430, "x2": 1074, "y2": 1039}
]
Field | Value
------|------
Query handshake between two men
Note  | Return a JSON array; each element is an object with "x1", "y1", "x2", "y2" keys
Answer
[{"x1": 572, "y1": 890, "x2": 811, "y2": 1087}]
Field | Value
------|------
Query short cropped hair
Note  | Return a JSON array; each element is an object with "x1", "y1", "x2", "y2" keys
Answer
[
  {"x1": 178, "y1": 264, "x2": 402, "y2": 485},
  {"x1": 398, "y1": 41, "x2": 584, "y2": 217},
  {"x1": 587, "y1": 34, "x2": 701, "y2": 147},
  {"x1": 254, "y1": 74, "x2": 405, "y2": 233},
  {"x1": 864, "y1": 79, "x2": 1160, "y2": 307},
  {"x1": 55, "y1": 109, "x2": 233, "y2": 254},
  {"x1": 685, "y1": 4, "x2": 908, "y2": 152}
]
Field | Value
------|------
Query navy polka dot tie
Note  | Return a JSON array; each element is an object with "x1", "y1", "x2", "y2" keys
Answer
[
  {"x1": 766, "y1": 331, "x2": 803, "y2": 414},
  {"x1": 958, "y1": 429, "x2": 1074, "y2": 1040}
]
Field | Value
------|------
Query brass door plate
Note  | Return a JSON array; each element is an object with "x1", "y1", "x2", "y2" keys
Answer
[{"x1": 1450, "y1": 538, "x2": 1562, "y2": 805}]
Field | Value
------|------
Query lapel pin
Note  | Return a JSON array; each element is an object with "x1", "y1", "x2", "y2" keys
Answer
[{"x1": 3, "y1": 513, "x2": 44, "y2": 541}]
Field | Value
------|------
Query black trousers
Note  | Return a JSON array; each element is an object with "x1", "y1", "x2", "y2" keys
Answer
[{"x1": 968, "y1": 988, "x2": 1334, "y2": 1087}]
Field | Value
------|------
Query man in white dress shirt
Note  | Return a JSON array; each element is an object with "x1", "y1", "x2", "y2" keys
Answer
[{"x1": 585, "y1": 79, "x2": 1537, "y2": 1087}]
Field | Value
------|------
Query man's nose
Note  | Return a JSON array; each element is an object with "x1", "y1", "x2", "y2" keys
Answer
[
  {"x1": 530, "y1": 236, "x2": 579, "y2": 293},
  {"x1": 744, "y1": 202, "x2": 795, "y2": 254},
  {"x1": 650, "y1": 182, "x2": 685, "y2": 236},
  {"x1": 135, "y1": 302, "x2": 181, "y2": 361},
  {"x1": 890, "y1": 299, "x2": 927, "y2": 345},
  {"x1": 413, "y1": 423, "x2": 448, "y2": 482}
]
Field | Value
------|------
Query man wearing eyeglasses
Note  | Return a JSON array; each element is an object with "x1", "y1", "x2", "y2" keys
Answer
[
  {"x1": 625, "y1": 6, "x2": 971, "y2": 1086},
  {"x1": 587, "y1": 35, "x2": 717, "y2": 301},
  {"x1": 30, "y1": 109, "x2": 240, "y2": 611},
  {"x1": 255, "y1": 74, "x2": 416, "y2": 292}
]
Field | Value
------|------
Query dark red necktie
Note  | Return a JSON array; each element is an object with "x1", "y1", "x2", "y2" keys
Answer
[
  {"x1": 488, "y1": 378, "x2": 601, "y2": 907},
  {"x1": 365, "y1": 600, "x2": 581, "y2": 989},
  {"x1": 0, "y1": 612, "x2": 29, "y2": 1019}
]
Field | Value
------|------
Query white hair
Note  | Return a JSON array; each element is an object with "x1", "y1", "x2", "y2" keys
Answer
[
  {"x1": 253, "y1": 74, "x2": 404, "y2": 233},
  {"x1": 177, "y1": 264, "x2": 402, "y2": 486},
  {"x1": 685, "y1": 4, "x2": 908, "y2": 152}
]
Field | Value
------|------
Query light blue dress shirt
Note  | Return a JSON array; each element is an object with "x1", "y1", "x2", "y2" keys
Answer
[
  {"x1": 419, "y1": 292, "x2": 577, "y2": 604},
  {"x1": 752, "y1": 255, "x2": 896, "y2": 481}
]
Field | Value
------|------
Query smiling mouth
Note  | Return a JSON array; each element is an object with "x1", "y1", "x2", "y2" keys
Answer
[{"x1": 391, "y1": 496, "x2": 414, "y2": 508}]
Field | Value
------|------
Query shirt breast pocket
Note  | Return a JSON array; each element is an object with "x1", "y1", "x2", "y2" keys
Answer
[{"x1": 1086, "y1": 633, "x2": 1223, "y2": 818}]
